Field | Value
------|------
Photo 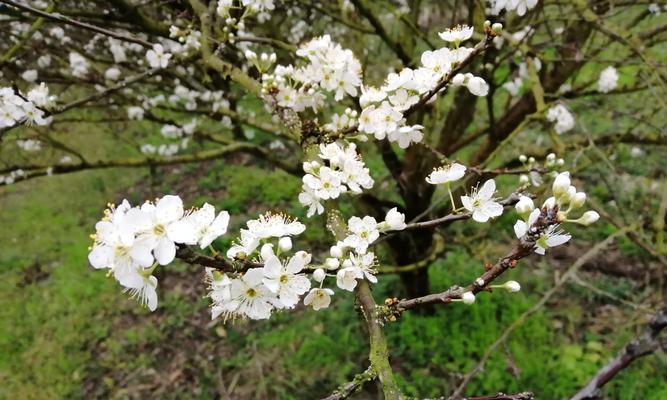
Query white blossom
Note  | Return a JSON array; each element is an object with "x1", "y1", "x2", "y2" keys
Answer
[
  {"x1": 146, "y1": 44, "x2": 171, "y2": 69},
  {"x1": 304, "y1": 288, "x2": 334, "y2": 310},
  {"x1": 426, "y1": 163, "x2": 466, "y2": 185},
  {"x1": 438, "y1": 25, "x2": 474, "y2": 44},
  {"x1": 461, "y1": 179, "x2": 504, "y2": 223},
  {"x1": 546, "y1": 104, "x2": 575, "y2": 134},
  {"x1": 598, "y1": 66, "x2": 619, "y2": 93}
]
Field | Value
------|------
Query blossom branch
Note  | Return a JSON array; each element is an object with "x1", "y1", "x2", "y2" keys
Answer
[
  {"x1": 0, "y1": 0, "x2": 153, "y2": 47},
  {"x1": 0, "y1": 142, "x2": 273, "y2": 185},
  {"x1": 402, "y1": 192, "x2": 524, "y2": 231},
  {"x1": 387, "y1": 205, "x2": 559, "y2": 315},
  {"x1": 405, "y1": 33, "x2": 496, "y2": 117},
  {"x1": 175, "y1": 246, "x2": 262, "y2": 273}
]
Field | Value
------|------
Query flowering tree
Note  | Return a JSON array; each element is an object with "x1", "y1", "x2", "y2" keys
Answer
[{"x1": 1, "y1": 0, "x2": 666, "y2": 398}]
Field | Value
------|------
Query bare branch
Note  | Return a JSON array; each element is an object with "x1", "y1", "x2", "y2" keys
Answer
[{"x1": 570, "y1": 309, "x2": 667, "y2": 400}]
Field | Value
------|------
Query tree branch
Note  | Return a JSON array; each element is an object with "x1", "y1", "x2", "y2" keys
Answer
[
  {"x1": 0, "y1": 0, "x2": 153, "y2": 47},
  {"x1": 570, "y1": 309, "x2": 667, "y2": 400},
  {"x1": 388, "y1": 204, "x2": 560, "y2": 314},
  {"x1": 449, "y1": 229, "x2": 630, "y2": 399},
  {"x1": 321, "y1": 365, "x2": 376, "y2": 400}
]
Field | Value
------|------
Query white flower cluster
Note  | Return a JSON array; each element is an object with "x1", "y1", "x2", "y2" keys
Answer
[
  {"x1": 358, "y1": 25, "x2": 487, "y2": 148},
  {"x1": 16, "y1": 139, "x2": 42, "y2": 152},
  {"x1": 168, "y1": 27, "x2": 202, "y2": 54},
  {"x1": 262, "y1": 35, "x2": 362, "y2": 111},
  {"x1": 597, "y1": 66, "x2": 619, "y2": 93},
  {"x1": 140, "y1": 141, "x2": 188, "y2": 157},
  {"x1": 0, "y1": 83, "x2": 55, "y2": 128},
  {"x1": 517, "y1": 153, "x2": 564, "y2": 187},
  {"x1": 489, "y1": 0, "x2": 539, "y2": 16},
  {"x1": 88, "y1": 196, "x2": 230, "y2": 311},
  {"x1": 0, "y1": 169, "x2": 25, "y2": 185},
  {"x1": 513, "y1": 171, "x2": 599, "y2": 255},
  {"x1": 209, "y1": 213, "x2": 312, "y2": 320},
  {"x1": 323, "y1": 209, "x2": 407, "y2": 292},
  {"x1": 323, "y1": 108, "x2": 358, "y2": 133},
  {"x1": 298, "y1": 142, "x2": 374, "y2": 217},
  {"x1": 546, "y1": 104, "x2": 575, "y2": 134}
]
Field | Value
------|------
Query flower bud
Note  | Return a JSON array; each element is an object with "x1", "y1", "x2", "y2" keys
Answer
[
  {"x1": 313, "y1": 268, "x2": 326, "y2": 282},
  {"x1": 330, "y1": 245, "x2": 343, "y2": 258},
  {"x1": 574, "y1": 211, "x2": 600, "y2": 226},
  {"x1": 519, "y1": 174, "x2": 530, "y2": 184},
  {"x1": 571, "y1": 192, "x2": 586, "y2": 209},
  {"x1": 491, "y1": 23, "x2": 503, "y2": 35},
  {"x1": 519, "y1": 154, "x2": 527, "y2": 163},
  {"x1": 452, "y1": 73, "x2": 465, "y2": 86},
  {"x1": 461, "y1": 291, "x2": 476, "y2": 305},
  {"x1": 324, "y1": 257, "x2": 340, "y2": 270},
  {"x1": 294, "y1": 250, "x2": 312, "y2": 265},
  {"x1": 552, "y1": 172, "x2": 571, "y2": 197},
  {"x1": 260, "y1": 243, "x2": 274, "y2": 259},
  {"x1": 278, "y1": 236, "x2": 292, "y2": 252},
  {"x1": 515, "y1": 195, "x2": 535, "y2": 215},
  {"x1": 543, "y1": 196, "x2": 556, "y2": 209},
  {"x1": 244, "y1": 50, "x2": 257, "y2": 60},
  {"x1": 546, "y1": 153, "x2": 556, "y2": 163},
  {"x1": 528, "y1": 156, "x2": 535, "y2": 164},
  {"x1": 504, "y1": 280, "x2": 521, "y2": 292}
]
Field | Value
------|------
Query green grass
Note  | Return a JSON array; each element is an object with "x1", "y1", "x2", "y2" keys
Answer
[{"x1": 0, "y1": 167, "x2": 145, "y2": 399}]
